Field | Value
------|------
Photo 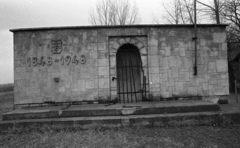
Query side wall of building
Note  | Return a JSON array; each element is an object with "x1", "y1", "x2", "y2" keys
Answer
[
  {"x1": 151, "y1": 27, "x2": 228, "y2": 98},
  {"x1": 13, "y1": 26, "x2": 228, "y2": 104}
]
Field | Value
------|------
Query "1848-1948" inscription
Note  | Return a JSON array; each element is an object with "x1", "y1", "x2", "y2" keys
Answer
[{"x1": 27, "y1": 55, "x2": 86, "y2": 67}]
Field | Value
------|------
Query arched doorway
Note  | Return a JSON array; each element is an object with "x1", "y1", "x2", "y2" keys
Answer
[{"x1": 116, "y1": 44, "x2": 143, "y2": 103}]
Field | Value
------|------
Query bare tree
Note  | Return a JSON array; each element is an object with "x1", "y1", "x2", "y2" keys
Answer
[
  {"x1": 184, "y1": 0, "x2": 195, "y2": 24},
  {"x1": 161, "y1": 0, "x2": 184, "y2": 24},
  {"x1": 157, "y1": 0, "x2": 226, "y2": 25},
  {"x1": 155, "y1": 0, "x2": 198, "y2": 24},
  {"x1": 221, "y1": 0, "x2": 240, "y2": 42},
  {"x1": 195, "y1": 0, "x2": 240, "y2": 42},
  {"x1": 89, "y1": 0, "x2": 140, "y2": 25},
  {"x1": 197, "y1": 0, "x2": 224, "y2": 24}
]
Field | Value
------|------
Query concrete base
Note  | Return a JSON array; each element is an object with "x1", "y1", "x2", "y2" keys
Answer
[
  {"x1": 1, "y1": 112, "x2": 240, "y2": 130},
  {"x1": 2, "y1": 100, "x2": 220, "y2": 121},
  {"x1": 4, "y1": 100, "x2": 239, "y2": 129}
]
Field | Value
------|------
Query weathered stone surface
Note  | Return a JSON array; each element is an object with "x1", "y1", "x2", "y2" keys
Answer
[
  {"x1": 98, "y1": 50, "x2": 108, "y2": 59},
  {"x1": 13, "y1": 25, "x2": 228, "y2": 104},
  {"x1": 78, "y1": 79, "x2": 86, "y2": 91},
  {"x1": 141, "y1": 56, "x2": 147, "y2": 67},
  {"x1": 150, "y1": 74, "x2": 160, "y2": 84},
  {"x1": 140, "y1": 47, "x2": 147, "y2": 55},
  {"x1": 99, "y1": 78, "x2": 109, "y2": 89},
  {"x1": 98, "y1": 67, "x2": 109, "y2": 76},
  {"x1": 149, "y1": 36, "x2": 158, "y2": 47},
  {"x1": 85, "y1": 79, "x2": 95, "y2": 89},
  {"x1": 150, "y1": 55, "x2": 159, "y2": 67},
  {"x1": 216, "y1": 59, "x2": 227, "y2": 72},
  {"x1": 110, "y1": 56, "x2": 116, "y2": 68},
  {"x1": 222, "y1": 43, "x2": 227, "y2": 51},
  {"x1": 98, "y1": 59, "x2": 109, "y2": 67},
  {"x1": 110, "y1": 79, "x2": 117, "y2": 88},
  {"x1": 213, "y1": 32, "x2": 226, "y2": 43},
  {"x1": 149, "y1": 46, "x2": 158, "y2": 55},
  {"x1": 150, "y1": 67, "x2": 159, "y2": 74}
]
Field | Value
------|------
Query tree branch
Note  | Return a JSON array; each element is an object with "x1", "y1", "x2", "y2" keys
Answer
[{"x1": 197, "y1": 0, "x2": 215, "y2": 10}]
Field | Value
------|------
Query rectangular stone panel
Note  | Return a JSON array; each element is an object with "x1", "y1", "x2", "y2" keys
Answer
[
  {"x1": 99, "y1": 78, "x2": 109, "y2": 89},
  {"x1": 98, "y1": 59, "x2": 109, "y2": 67},
  {"x1": 98, "y1": 67, "x2": 109, "y2": 76}
]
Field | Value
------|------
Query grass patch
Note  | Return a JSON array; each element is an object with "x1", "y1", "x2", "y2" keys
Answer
[
  {"x1": 0, "y1": 91, "x2": 14, "y2": 121},
  {"x1": 0, "y1": 125, "x2": 240, "y2": 148},
  {"x1": 0, "y1": 83, "x2": 14, "y2": 93},
  {"x1": 0, "y1": 83, "x2": 14, "y2": 121}
]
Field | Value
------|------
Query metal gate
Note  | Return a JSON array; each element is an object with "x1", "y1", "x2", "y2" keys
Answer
[{"x1": 116, "y1": 44, "x2": 147, "y2": 103}]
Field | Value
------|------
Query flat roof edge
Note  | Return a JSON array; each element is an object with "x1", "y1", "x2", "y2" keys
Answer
[{"x1": 10, "y1": 24, "x2": 228, "y2": 32}]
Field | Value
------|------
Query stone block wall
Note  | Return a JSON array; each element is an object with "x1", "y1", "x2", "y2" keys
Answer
[
  {"x1": 12, "y1": 25, "x2": 229, "y2": 104},
  {"x1": 14, "y1": 29, "x2": 100, "y2": 104},
  {"x1": 148, "y1": 27, "x2": 228, "y2": 98}
]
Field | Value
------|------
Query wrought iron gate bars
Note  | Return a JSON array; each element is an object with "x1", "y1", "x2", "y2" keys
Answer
[{"x1": 117, "y1": 52, "x2": 146, "y2": 103}]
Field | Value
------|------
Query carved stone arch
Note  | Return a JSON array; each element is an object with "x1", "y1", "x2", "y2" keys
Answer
[
  {"x1": 109, "y1": 36, "x2": 148, "y2": 102},
  {"x1": 115, "y1": 43, "x2": 143, "y2": 103},
  {"x1": 111, "y1": 37, "x2": 146, "y2": 58}
]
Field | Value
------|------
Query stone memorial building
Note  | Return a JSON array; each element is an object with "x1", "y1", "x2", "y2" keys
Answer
[{"x1": 11, "y1": 24, "x2": 229, "y2": 106}]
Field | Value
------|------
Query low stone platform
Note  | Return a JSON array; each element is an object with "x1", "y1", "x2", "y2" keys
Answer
[
  {"x1": 2, "y1": 96, "x2": 240, "y2": 129},
  {"x1": 3, "y1": 100, "x2": 240, "y2": 129},
  {"x1": 2, "y1": 100, "x2": 220, "y2": 121},
  {"x1": 4, "y1": 112, "x2": 240, "y2": 129}
]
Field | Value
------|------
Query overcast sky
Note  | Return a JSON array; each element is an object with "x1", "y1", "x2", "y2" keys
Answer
[{"x1": 0, "y1": 0, "x2": 211, "y2": 84}]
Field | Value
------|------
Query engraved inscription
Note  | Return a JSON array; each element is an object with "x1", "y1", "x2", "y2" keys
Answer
[
  {"x1": 80, "y1": 55, "x2": 86, "y2": 64},
  {"x1": 26, "y1": 55, "x2": 86, "y2": 67}
]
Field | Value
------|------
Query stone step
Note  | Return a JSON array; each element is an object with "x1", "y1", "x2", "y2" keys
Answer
[
  {"x1": 2, "y1": 100, "x2": 221, "y2": 121},
  {"x1": 1, "y1": 111, "x2": 240, "y2": 130}
]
